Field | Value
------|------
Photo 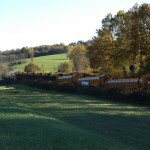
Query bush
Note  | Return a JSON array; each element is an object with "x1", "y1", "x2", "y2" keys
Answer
[
  {"x1": 9, "y1": 60, "x2": 27, "y2": 66},
  {"x1": 0, "y1": 63, "x2": 10, "y2": 78},
  {"x1": 58, "y1": 61, "x2": 73, "y2": 73},
  {"x1": 24, "y1": 61, "x2": 42, "y2": 73},
  {"x1": 17, "y1": 79, "x2": 150, "y2": 106}
]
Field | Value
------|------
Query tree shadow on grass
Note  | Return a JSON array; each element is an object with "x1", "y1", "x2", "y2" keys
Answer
[
  {"x1": 0, "y1": 106, "x2": 133, "y2": 150},
  {"x1": 0, "y1": 84, "x2": 150, "y2": 150}
]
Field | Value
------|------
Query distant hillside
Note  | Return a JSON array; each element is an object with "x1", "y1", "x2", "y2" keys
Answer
[
  {"x1": 11, "y1": 54, "x2": 69, "y2": 73},
  {"x1": 0, "y1": 43, "x2": 67, "y2": 63}
]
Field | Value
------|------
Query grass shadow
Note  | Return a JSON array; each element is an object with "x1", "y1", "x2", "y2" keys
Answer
[{"x1": 0, "y1": 84, "x2": 150, "y2": 150}]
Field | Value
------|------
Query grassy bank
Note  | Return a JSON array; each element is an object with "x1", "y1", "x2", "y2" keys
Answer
[{"x1": 0, "y1": 84, "x2": 150, "y2": 150}]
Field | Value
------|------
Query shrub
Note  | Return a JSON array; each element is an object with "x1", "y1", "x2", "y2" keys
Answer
[
  {"x1": 58, "y1": 61, "x2": 73, "y2": 73},
  {"x1": 24, "y1": 61, "x2": 42, "y2": 73},
  {"x1": 9, "y1": 60, "x2": 27, "y2": 66},
  {"x1": 16, "y1": 78, "x2": 150, "y2": 106},
  {"x1": 0, "y1": 63, "x2": 10, "y2": 78}
]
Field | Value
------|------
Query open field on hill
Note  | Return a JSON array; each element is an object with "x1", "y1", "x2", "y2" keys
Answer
[
  {"x1": 11, "y1": 54, "x2": 69, "y2": 72},
  {"x1": 0, "y1": 84, "x2": 150, "y2": 150}
]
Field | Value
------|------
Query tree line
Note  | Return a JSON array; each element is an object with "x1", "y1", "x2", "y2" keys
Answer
[
  {"x1": 61, "y1": 3, "x2": 150, "y2": 77},
  {"x1": 0, "y1": 43, "x2": 68, "y2": 63},
  {"x1": 87, "y1": 3, "x2": 150, "y2": 77},
  {"x1": 0, "y1": 3, "x2": 149, "y2": 78}
]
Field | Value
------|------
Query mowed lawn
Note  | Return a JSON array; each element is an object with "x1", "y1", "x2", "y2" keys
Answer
[
  {"x1": 12, "y1": 53, "x2": 69, "y2": 72},
  {"x1": 0, "y1": 85, "x2": 150, "y2": 150}
]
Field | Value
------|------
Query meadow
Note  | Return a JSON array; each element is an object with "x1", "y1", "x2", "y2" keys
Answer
[
  {"x1": 0, "y1": 84, "x2": 150, "y2": 150},
  {"x1": 12, "y1": 54, "x2": 69, "y2": 72}
]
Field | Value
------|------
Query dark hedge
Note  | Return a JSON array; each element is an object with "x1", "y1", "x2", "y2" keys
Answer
[{"x1": 16, "y1": 80, "x2": 150, "y2": 106}]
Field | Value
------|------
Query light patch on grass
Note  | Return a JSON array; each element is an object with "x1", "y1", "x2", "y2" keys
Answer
[
  {"x1": 0, "y1": 86, "x2": 15, "y2": 90},
  {"x1": 0, "y1": 84, "x2": 149, "y2": 150},
  {"x1": 0, "y1": 112, "x2": 64, "y2": 124}
]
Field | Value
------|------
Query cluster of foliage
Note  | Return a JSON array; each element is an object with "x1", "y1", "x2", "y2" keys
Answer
[
  {"x1": 0, "y1": 63, "x2": 15, "y2": 85},
  {"x1": 33, "y1": 43, "x2": 67, "y2": 57},
  {"x1": 57, "y1": 62, "x2": 73, "y2": 73},
  {"x1": 69, "y1": 40, "x2": 90, "y2": 46},
  {"x1": 0, "y1": 43, "x2": 67, "y2": 63},
  {"x1": 24, "y1": 61, "x2": 42, "y2": 73},
  {"x1": 67, "y1": 44, "x2": 90, "y2": 72},
  {"x1": 58, "y1": 3, "x2": 149, "y2": 77},
  {"x1": 87, "y1": 3, "x2": 150, "y2": 77},
  {"x1": 0, "y1": 63, "x2": 10, "y2": 78},
  {"x1": 9, "y1": 60, "x2": 27, "y2": 67},
  {"x1": 58, "y1": 44, "x2": 92, "y2": 73}
]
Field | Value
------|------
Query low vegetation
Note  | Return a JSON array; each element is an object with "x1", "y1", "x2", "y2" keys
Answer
[
  {"x1": 0, "y1": 84, "x2": 150, "y2": 150},
  {"x1": 18, "y1": 80, "x2": 150, "y2": 106},
  {"x1": 0, "y1": 63, "x2": 10, "y2": 78},
  {"x1": 24, "y1": 61, "x2": 43, "y2": 73}
]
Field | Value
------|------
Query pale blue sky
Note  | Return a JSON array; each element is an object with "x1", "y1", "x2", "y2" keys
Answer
[{"x1": 0, "y1": 0, "x2": 149, "y2": 51}]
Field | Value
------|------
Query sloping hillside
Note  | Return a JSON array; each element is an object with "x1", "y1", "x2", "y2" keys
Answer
[{"x1": 11, "y1": 54, "x2": 69, "y2": 72}]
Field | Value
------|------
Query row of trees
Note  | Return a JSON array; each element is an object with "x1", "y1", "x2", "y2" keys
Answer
[
  {"x1": 59, "y1": 3, "x2": 149, "y2": 77},
  {"x1": 0, "y1": 43, "x2": 67, "y2": 63},
  {"x1": 57, "y1": 44, "x2": 90, "y2": 73},
  {"x1": 87, "y1": 3, "x2": 150, "y2": 76},
  {"x1": 1, "y1": 3, "x2": 149, "y2": 78}
]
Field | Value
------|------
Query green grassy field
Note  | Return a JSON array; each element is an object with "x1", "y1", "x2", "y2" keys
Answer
[
  {"x1": 0, "y1": 84, "x2": 150, "y2": 150},
  {"x1": 12, "y1": 54, "x2": 69, "y2": 72}
]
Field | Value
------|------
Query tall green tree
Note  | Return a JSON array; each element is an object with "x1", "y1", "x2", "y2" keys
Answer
[
  {"x1": 126, "y1": 3, "x2": 150, "y2": 66},
  {"x1": 138, "y1": 3, "x2": 150, "y2": 66},
  {"x1": 87, "y1": 28, "x2": 113, "y2": 73},
  {"x1": 0, "y1": 63, "x2": 10, "y2": 78},
  {"x1": 111, "y1": 11, "x2": 129, "y2": 66},
  {"x1": 68, "y1": 44, "x2": 89, "y2": 72},
  {"x1": 87, "y1": 3, "x2": 150, "y2": 76}
]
